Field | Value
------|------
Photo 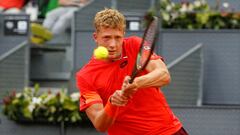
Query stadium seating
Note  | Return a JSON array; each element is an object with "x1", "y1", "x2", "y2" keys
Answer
[{"x1": 0, "y1": 14, "x2": 29, "y2": 100}]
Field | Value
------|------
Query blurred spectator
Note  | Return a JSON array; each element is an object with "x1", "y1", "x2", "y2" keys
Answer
[
  {"x1": 31, "y1": 0, "x2": 92, "y2": 44},
  {"x1": 38, "y1": 0, "x2": 59, "y2": 19},
  {"x1": 25, "y1": 0, "x2": 39, "y2": 21},
  {"x1": 0, "y1": 0, "x2": 26, "y2": 14}
]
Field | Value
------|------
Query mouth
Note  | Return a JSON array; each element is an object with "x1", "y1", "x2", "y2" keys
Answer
[{"x1": 108, "y1": 50, "x2": 115, "y2": 55}]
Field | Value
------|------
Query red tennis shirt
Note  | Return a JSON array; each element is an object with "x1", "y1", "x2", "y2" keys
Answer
[{"x1": 76, "y1": 36, "x2": 182, "y2": 135}]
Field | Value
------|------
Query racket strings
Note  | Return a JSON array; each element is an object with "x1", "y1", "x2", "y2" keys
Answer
[
  {"x1": 129, "y1": 17, "x2": 159, "y2": 83},
  {"x1": 139, "y1": 18, "x2": 158, "y2": 67}
]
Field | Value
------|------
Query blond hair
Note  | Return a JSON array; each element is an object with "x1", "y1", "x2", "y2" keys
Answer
[{"x1": 94, "y1": 8, "x2": 126, "y2": 32}]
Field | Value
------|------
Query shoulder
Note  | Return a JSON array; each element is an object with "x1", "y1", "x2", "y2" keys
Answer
[
  {"x1": 75, "y1": 59, "x2": 96, "y2": 81},
  {"x1": 75, "y1": 62, "x2": 97, "y2": 92},
  {"x1": 123, "y1": 36, "x2": 142, "y2": 51},
  {"x1": 76, "y1": 59, "x2": 111, "y2": 81},
  {"x1": 124, "y1": 36, "x2": 142, "y2": 45}
]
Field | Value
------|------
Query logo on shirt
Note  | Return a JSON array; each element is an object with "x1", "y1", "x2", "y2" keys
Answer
[
  {"x1": 119, "y1": 56, "x2": 128, "y2": 68},
  {"x1": 143, "y1": 46, "x2": 151, "y2": 50},
  {"x1": 120, "y1": 60, "x2": 128, "y2": 68}
]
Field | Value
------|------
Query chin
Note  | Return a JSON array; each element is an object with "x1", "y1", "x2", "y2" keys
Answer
[{"x1": 109, "y1": 55, "x2": 120, "y2": 61}]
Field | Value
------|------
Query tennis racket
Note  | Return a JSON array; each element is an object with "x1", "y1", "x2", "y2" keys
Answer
[{"x1": 129, "y1": 16, "x2": 159, "y2": 83}]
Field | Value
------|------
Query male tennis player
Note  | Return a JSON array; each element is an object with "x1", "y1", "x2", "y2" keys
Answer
[{"x1": 76, "y1": 8, "x2": 188, "y2": 135}]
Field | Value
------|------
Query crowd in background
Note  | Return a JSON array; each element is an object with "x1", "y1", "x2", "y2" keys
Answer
[{"x1": 0, "y1": 0, "x2": 92, "y2": 44}]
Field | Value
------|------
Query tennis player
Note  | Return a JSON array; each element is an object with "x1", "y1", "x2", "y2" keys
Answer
[{"x1": 76, "y1": 8, "x2": 188, "y2": 135}]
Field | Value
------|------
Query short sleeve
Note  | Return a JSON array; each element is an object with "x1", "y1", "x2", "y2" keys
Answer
[{"x1": 76, "y1": 75, "x2": 103, "y2": 111}]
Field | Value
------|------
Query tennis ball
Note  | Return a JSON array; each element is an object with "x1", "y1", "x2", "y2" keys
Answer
[{"x1": 94, "y1": 46, "x2": 109, "y2": 59}]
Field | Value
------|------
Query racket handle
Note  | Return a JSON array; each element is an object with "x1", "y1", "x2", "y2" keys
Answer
[
  {"x1": 129, "y1": 71, "x2": 138, "y2": 84},
  {"x1": 129, "y1": 78, "x2": 134, "y2": 84}
]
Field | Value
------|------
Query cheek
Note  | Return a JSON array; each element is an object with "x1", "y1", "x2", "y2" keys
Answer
[
  {"x1": 118, "y1": 40, "x2": 123, "y2": 47},
  {"x1": 96, "y1": 39, "x2": 107, "y2": 46},
  {"x1": 117, "y1": 43, "x2": 122, "y2": 51}
]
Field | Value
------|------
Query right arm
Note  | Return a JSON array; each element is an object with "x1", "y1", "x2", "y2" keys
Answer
[
  {"x1": 85, "y1": 103, "x2": 114, "y2": 132},
  {"x1": 85, "y1": 90, "x2": 128, "y2": 132}
]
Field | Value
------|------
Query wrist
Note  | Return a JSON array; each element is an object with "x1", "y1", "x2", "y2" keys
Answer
[
  {"x1": 109, "y1": 95, "x2": 113, "y2": 104},
  {"x1": 134, "y1": 81, "x2": 139, "y2": 89},
  {"x1": 104, "y1": 97, "x2": 119, "y2": 118},
  {"x1": 134, "y1": 76, "x2": 145, "y2": 88}
]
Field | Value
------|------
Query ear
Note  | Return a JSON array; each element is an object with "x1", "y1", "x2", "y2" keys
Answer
[{"x1": 93, "y1": 32, "x2": 97, "y2": 42}]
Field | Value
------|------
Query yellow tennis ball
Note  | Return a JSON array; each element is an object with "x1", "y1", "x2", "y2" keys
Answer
[{"x1": 94, "y1": 46, "x2": 109, "y2": 59}]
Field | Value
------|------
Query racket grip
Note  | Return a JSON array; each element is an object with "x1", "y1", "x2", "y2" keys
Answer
[
  {"x1": 129, "y1": 73, "x2": 137, "y2": 84},
  {"x1": 129, "y1": 79, "x2": 133, "y2": 84},
  {"x1": 129, "y1": 78, "x2": 134, "y2": 84}
]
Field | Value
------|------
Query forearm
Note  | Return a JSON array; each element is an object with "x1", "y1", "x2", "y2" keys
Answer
[
  {"x1": 86, "y1": 101, "x2": 118, "y2": 132},
  {"x1": 92, "y1": 110, "x2": 114, "y2": 132},
  {"x1": 134, "y1": 69, "x2": 170, "y2": 88}
]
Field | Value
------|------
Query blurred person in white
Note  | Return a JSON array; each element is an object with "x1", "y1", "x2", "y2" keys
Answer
[
  {"x1": 0, "y1": 0, "x2": 26, "y2": 14},
  {"x1": 31, "y1": 0, "x2": 92, "y2": 44}
]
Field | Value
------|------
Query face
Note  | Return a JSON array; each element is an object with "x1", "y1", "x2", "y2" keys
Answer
[{"x1": 93, "y1": 27, "x2": 125, "y2": 61}]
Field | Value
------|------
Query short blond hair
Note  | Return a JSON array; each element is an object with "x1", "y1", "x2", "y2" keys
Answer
[{"x1": 94, "y1": 8, "x2": 126, "y2": 32}]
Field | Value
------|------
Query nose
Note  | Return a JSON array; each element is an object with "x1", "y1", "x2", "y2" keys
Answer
[{"x1": 108, "y1": 39, "x2": 117, "y2": 49}]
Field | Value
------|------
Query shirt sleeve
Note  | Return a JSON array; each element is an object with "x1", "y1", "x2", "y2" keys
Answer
[{"x1": 76, "y1": 75, "x2": 103, "y2": 111}]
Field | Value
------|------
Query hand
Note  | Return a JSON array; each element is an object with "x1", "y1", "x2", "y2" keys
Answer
[
  {"x1": 110, "y1": 90, "x2": 128, "y2": 106},
  {"x1": 121, "y1": 76, "x2": 138, "y2": 98},
  {"x1": 109, "y1": 76, "x2": 138, "y2": 107}
]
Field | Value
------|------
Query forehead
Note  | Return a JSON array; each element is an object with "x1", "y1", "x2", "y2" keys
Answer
[
  {"x1": 97, "y1": 25, "x2": 124, "y2": 31},
  {"x1": 97, "y1": 27, "x2": 124, "y2": 35}
]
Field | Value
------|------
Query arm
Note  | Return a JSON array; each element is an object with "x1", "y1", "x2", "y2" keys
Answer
[
  {"x1": 85, "y1": 103, "x2": 114, "y2": 132},
  {"x1": 123, "y1": 59, "x2": 171, "y2": 96},
  {"x1": 85, "y1": 90, "x2": 128, "y2": 132},
  {"x1": 135, "y1": 58, "x2": 171, "y2": 88}
]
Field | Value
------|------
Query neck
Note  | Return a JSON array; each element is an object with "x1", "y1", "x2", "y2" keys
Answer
[{"x1": 110, "y1": 54, "x2": 122, "y2": 61}]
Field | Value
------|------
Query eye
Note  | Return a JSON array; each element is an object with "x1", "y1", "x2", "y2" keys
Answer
[
  {"x1": 103, "y1": 36, "x2": 111, "y2": 41},
  {"x1": 115, "y1": 36, "x2": 122, "y2": 40}
]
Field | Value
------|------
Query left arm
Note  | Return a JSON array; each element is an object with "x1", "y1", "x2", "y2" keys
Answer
[
  {"x1": 134, "y1": 58, "x2": 171, "y2": 88},
  {"x1": 122, "y1": 59, "x2": 171, "y2": 97}
]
